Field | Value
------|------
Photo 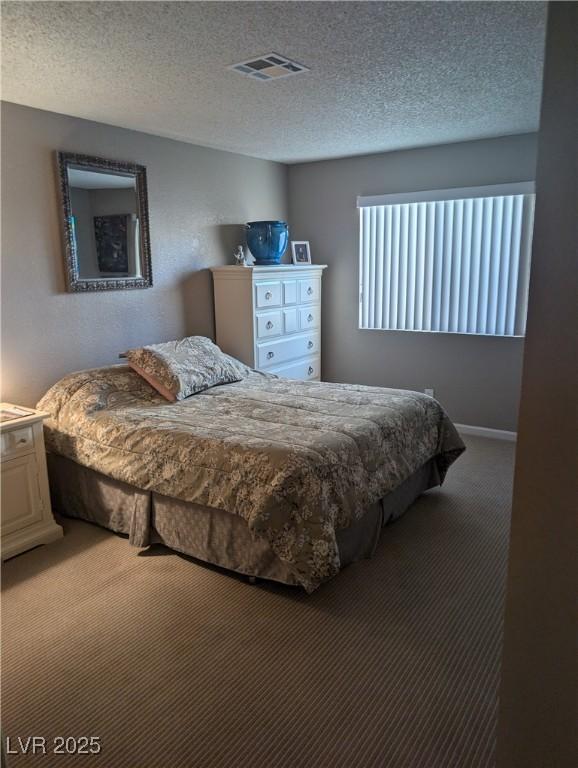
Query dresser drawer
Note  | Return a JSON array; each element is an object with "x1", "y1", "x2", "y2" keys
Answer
[
  {"x1": 1, "y1": 426, "x2": 35, "y2": 459},
  {"x1": 299, "y1": 277, "x2": 321, "y2": 304},
  {"x1": 282, "y1": 279, "x2": 298, "y2": 305},
  {"x1": 256, "y1": 310, "x2": 283, "y2": 339},
  {"x1": 283, "y1": 308, "x2": 299, "y2": 334},
  {"x1": 257, "y1": 332, "x2": 320, "y2": 369},
  {"x1": 299, "y1": 305, "x2": 320, "y2": 330},
  {"x1": 255, "y1": 281, "x2": 282, "y2": 308},
  {"x1": 268, "y1": 355, "x2": 320, "y2": 381}
]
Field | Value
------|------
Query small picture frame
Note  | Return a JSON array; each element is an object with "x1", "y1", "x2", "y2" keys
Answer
[{"x1": 291, "y1": 241, "x2": 311, "y2": 265}]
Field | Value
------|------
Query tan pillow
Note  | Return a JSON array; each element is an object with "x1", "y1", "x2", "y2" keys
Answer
[
  {"x1": 127, "y1": 360, "x2": 177, "y2": 402},
  {"x1": 125, "y1": 336, "x2": 251, "y2": 401}
]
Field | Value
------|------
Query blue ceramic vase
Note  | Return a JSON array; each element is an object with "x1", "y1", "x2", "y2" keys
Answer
[{"x1": 245, "y1": 221, "x2": 289, "y2": 265}]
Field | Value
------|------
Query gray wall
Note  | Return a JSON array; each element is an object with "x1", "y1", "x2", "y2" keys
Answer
[
  {"x1": 69, "y1": 187, "x2": 98, "y2": 277},
  {"x1": 288, "y1": 134, "x2": 538, "y2": 430},
  {"x1": 89, "y1": 187, "x2": 137, "y2": 217},
  {"x1": 1, "y1": 101, "x2": 288, "y2": 406},
  {"x1": 497, "y1": 4, "x2": 577, "y2": 767}
]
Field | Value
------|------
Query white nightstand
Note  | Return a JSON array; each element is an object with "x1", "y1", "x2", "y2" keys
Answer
[{"x1": 1, "y1": 404, "x2": 63, "y2": 559}]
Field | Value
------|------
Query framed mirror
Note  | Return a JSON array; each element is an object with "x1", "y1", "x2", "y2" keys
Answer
[{"x1": 56, "y1": 152, "x2": 152, "y2": 291}]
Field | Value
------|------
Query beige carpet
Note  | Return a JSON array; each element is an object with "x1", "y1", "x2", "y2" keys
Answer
[{"x1": 1, "y1": 436, "x2": 514, "y2": 768}]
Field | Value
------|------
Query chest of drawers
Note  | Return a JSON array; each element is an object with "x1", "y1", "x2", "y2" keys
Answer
[{"x1": 211, "y1": 265, "x2": 327, "y2": 380}]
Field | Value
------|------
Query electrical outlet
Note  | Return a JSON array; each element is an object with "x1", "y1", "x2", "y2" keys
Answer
[{"x1": 424, "y1": 388, "x2": 435, "y2": 398}]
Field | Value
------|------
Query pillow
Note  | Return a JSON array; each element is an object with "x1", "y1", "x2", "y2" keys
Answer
[{"x1": 125, "y1": 336, "x2": 250, "y2": 401}]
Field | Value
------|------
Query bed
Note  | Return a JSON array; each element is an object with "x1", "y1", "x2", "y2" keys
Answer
[{"x1": 38, "y1": 364, "x2": 465, "y2": 591}]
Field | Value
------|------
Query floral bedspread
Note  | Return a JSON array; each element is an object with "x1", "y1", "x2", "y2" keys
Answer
[{"x1": 38, "y1": 366, "x2": 465, "y2": 591}]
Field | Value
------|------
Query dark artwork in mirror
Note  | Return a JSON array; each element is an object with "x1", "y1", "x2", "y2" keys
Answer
[
  {"x1": 94, "y1": 215, "x2": 130, "y2": 273},
  {"x1": 56, "y1": 152, "x2": 152, "y2": 291}
]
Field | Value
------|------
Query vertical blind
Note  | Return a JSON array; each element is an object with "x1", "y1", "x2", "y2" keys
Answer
[{"x1": 358, "y1": 183, "x2": 535, "y2": 336}]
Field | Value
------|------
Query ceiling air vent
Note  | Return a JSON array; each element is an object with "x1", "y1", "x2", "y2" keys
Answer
[{"x1": 229, "y1": 53, "x2": 309, "y2": 81}]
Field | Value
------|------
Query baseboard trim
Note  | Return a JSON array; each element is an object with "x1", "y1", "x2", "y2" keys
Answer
[{"x1": 455, "y1": 423, "x2": 517, "y2": 442}]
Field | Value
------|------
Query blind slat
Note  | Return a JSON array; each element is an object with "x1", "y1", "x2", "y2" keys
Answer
[
  {"x1": 441, "y1": 201, "x2": 454, "y2": 332},
  {"x1": 368, "y1": 207, "x2": 376, "y2": 327},
  {"x1": 390, "y1": 205, "x2": 400, "y2": 328},
  {"x1": 382, "y1": 206, "x2": 392, "y2": 328},
  {"x1": 359, "y1": 189, "x2": 534, "y2": 337},
  {"x1": 423, "y1": 203, "x2": 435, "y2": 331},
  {"x1": 469, "y1": 198, "x2": 483, "y2": 334},
  {"x1": 505, "y1": 195, "x2": 523, "y2": 336},
  {"x1": 361, "y1": 207, "x2": 370, "y2": 328},
  {"x1": 398, "y1": 205, "x2": 408, "y2": 330},
  {"x1": 497, "y1": 196, "x2": 514, "y2": 336},
  {"x1": 375, "y1": 206, "x2": 385, "y2": 329},
  {"x1": 415, "y1": 203, "x2": 426, "y2": 330},
  {"x1": 478, "y1": 197, "x2": 492, "y2": 334},
  {"x1": 515, "y1": 195, "x2": 535, "y2": 335},
  {"x1": 450, "y1": 199, "x2": 463, "y2": 332},
  {"x1": 433, "y1": 202, "x2": 444, "y2": 332},
  {"x1": 458, "y1": 198, "x2": 473, "y2": 333},
  {"x1": 486, "y1": 196, "x2": 504, "y2": 335}
]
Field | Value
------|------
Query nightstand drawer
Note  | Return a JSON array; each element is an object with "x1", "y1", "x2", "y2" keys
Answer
[{"x1": 1, "y1": 426, "x2": 35, "y2": 458}]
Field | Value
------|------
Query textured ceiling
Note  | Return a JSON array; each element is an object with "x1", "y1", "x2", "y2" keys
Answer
[{"x1": 1, "y1": 1, "x2": 547, "y2": 163}]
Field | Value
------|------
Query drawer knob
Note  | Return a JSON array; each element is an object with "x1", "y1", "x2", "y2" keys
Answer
[
  {"x1": 265, "y1": 291, "x2": 272, "y2": 300},
  {"x1": 307, "y1": 340, "x2": 314, "y2": 349},
  {"x1": 17, "y1": 438, "x2": 27, "y2": 444},
  {"x1": 307, "y1": 314, "x2": 313, "y2": 322},
  {"x1": 267, "y1": 351, "x2": 275, "y2": 359},
  {"x1": 308, "y1": 366, "x2": 314, "y2": 375},
  {"x1": 266, "y1": 321, "x2": 274, "y2": 330},
  {"x1": 307, "y1": 286, "x2": 313, "y2": 295}
]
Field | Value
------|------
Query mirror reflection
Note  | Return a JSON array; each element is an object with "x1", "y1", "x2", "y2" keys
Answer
[
  {"x1": 68, "y1": 167, "x2": 141, "y2": 279},
  {"x1": 56, "y1": 152, "x2": 152, "y2": 292}
]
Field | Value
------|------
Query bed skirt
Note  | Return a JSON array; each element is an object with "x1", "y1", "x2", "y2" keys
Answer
[{"x1": 47, "y1": 454, "x2": 440, "y2": 587}]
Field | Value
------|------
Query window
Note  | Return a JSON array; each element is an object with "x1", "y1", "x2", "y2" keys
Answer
[{"x1": 358, "y1": 183, "x2": 535, "y2": 337}]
